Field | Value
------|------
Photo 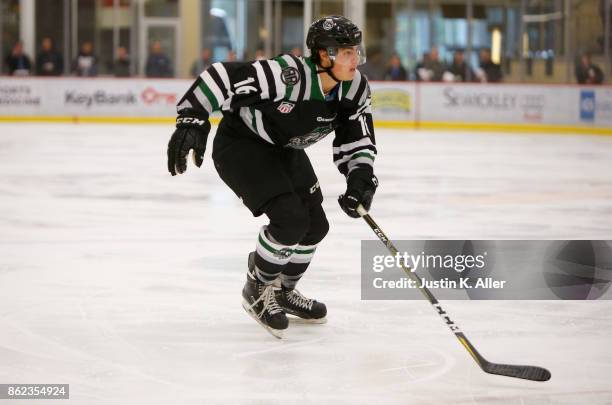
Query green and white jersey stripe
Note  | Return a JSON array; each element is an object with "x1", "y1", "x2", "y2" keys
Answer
[
  {"x1": 193, "y1": 84, "x2": 214, "y2": 113},
  {"x1": 347, "y1": 153, "x2": 376, "y2": 174},
  {"x1": 253, "y1": 61, "x2": 269, "y2": 100},
  {"x1": 304, "y1": 58, "x2": 325, "y2": 101},
  {"x1": 267, "y1": 59, "x2": 286, "y2": 102},
  {"x1": 302, "y1": 58, "x2": 313, "y2": 101},
  {"x1": 344, "y1": 70, "x2": 362, "y2": 101},
  {"x1": 200, "y1": 70, "x2": 225, "y2": 110},
  {"x1": 211, "y1": 63, "x2": 231, "y2": 93},
  {"x1": 210, "y1": 62, "x2": 233, "y2": 110},
  {"x1": 334, "y1": 149, "x2": 376, "y2": 167}
]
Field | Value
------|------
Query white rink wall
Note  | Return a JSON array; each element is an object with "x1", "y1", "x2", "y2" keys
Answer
[{"x1": 1, "y1": 77, "x2": 611, "y2": 134}]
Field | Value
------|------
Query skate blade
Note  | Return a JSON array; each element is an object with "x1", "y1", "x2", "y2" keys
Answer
[
  {"x1": 288, "y1": 315, "x2": 327, "y2": 324},
  {"x1": 241, "y1": 300, "x2": 285, "y2": 339}
]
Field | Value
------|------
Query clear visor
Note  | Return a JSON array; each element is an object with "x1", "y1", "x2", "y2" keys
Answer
[{"x1": 326, "y1": 45, "x2": 367, "y2": 66}]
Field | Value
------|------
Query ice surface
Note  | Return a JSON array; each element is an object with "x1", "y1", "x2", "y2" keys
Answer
[{"x1": 1, "y1": 124, "x2": 611, "y2": 404}]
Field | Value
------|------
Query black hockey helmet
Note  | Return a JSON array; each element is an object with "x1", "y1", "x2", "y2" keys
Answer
[
  {"x1": 306, "y1": 15, "x2": 366, "y2": 66},
  {"x1": 307, "y1": 15, "x2": 362, "y2": 50}
]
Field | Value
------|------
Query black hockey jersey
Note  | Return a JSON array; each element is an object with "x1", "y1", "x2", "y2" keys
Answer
[{"x1": 176, "y1": 54, "x2": 376, "y2": 176}]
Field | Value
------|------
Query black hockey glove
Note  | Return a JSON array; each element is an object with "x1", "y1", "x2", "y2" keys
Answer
[
  {"x1": 338, "y1": 168, "x2": 378, "y2": 218},
  {"x1": 167, "y1": 108, "x2": 211, "y2": 176}
]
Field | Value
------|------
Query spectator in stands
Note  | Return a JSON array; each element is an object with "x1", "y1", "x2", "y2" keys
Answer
[
  {"x1": 112, "y1": 46, "x2": 131, "y2": 77},
  {"x1": 72, "y1": 41, "x2": 98, "y2": 77},
  {"x1": 226, "y1": 50, "x2": 237, "y2": 62},
  {"x1": 477, "y1": 48, "x2": 503, "y2": 82},
  {"x1": 191, "y1": 48, "x2": 212, "y2": 78},
  {"x1": 36, "y1": 37, "x2": 63, "y2": 76},
  {"x1": 446, "y1": 50, "x2": 475, "y2": 82},
  {"x1": 290, "y1": 47, "x2": 303, "y2": 57},
  {"x1": 5, "y1": 40, "x2": 32, "y2": 76},
  {"x1": 254, "y1": 49, "x2": 266, "y2": 60},
  {"x1": 416, "y1": 47, "x2": 445, "y2": 81},
  {"x1": 383, "y1": 52, "x2": 409, "y2": 81},
  {"x1": 414, "y1": 52, "x2": 429, "y2": 80},
  {"x1": 575, "y1": 53, "x2": 604, "y2": 85},
  {"x1": 145, "y1": 41, "x2": 173, "y2": 78},
  {"x1": 359, "y1": 48, "x2": 385, "y2": 81}
]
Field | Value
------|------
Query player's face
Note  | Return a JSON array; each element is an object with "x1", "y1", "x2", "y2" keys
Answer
[{"x1": 330, "y1": 46, "x2": 362, "y2": 80}]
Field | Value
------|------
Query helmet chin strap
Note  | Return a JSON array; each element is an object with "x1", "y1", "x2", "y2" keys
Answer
[{"x1": 316, "y1": 60, "x2": 341, "y2": 83}]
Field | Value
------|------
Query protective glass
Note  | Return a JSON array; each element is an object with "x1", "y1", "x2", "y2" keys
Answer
[{"x1": 327, "y1": 45, "x2": 367, "y2": 66}]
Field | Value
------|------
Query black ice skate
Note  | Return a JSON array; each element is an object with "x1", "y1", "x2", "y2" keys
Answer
[
  {"x1": 242, "y1": 253, "x2": 288, "y2": 339},
  {"x1": 275, "y1": 286, "x2": 327, "y2": 324}
]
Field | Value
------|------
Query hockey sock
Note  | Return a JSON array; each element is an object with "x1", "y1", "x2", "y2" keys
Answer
[
  {"x1": 253, "y1": 225, "x2": 298, "y2": 284},
  {"x1": 280, "y1": 243, "x2": 318, "y2": 289}
]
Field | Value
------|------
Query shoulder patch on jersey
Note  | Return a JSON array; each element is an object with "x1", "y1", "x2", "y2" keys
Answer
[{"x1": 281, "y1": 66, "x2": 300, "y2": 86}]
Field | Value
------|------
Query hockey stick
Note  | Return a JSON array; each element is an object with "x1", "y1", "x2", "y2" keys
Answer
[{"x1": 356, "y1": 205, "x2": 551, "y2": 382}]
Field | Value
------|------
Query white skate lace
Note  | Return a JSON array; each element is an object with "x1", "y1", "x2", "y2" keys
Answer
[
  {"x1": 286, "y1": 289, "x2": 313, "y2": 311},
  {"x1": 250, "y1": 284, "x2": 283, "y2": 318}
]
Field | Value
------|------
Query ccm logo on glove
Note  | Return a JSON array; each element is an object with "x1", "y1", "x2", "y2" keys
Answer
[{"x1": 176, "y1": 117, "x2": 207, "y2": 126}]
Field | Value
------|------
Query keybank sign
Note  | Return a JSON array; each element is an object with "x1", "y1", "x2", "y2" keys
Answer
[{"x1": 65, "y1": 90, "x2": 137, "y2": 108}]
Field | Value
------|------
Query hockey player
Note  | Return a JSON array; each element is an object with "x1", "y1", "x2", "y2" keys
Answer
[{"x1": 167, "y1": 16, "x2": 378, "y2": 338}]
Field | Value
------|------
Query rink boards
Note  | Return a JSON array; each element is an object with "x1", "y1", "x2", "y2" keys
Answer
[{"x1": 0, "y1": 77, "x2": 611, "y2": 134}]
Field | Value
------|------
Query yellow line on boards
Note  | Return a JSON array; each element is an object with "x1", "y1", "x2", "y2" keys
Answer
[
  {"x1": 374, "y1": 120, "x2": 612, "y2": 135},
  {"x1": 0, "y1": 116, "x2": 610, "y2": 135},
  {"x1": 0, "y1": 116, "x2": 223, "y2": 125},
  {"x1": 415, "y1": 121, "x2": 612, "y2": 135}
]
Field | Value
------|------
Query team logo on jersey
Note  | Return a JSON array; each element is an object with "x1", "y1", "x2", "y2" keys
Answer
[
  {"x1": 281, "y1": 67, "x2": 300, "y2": 86},
  {"x1": 286, "y1": 125, "x2": 333, "y2": 149},
  {"x1": 323, "y1": 19, "x2": 334, "y2": 30},
  {"x1": 277, "y1": 101, "x2": 295, "y2": 114}
]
